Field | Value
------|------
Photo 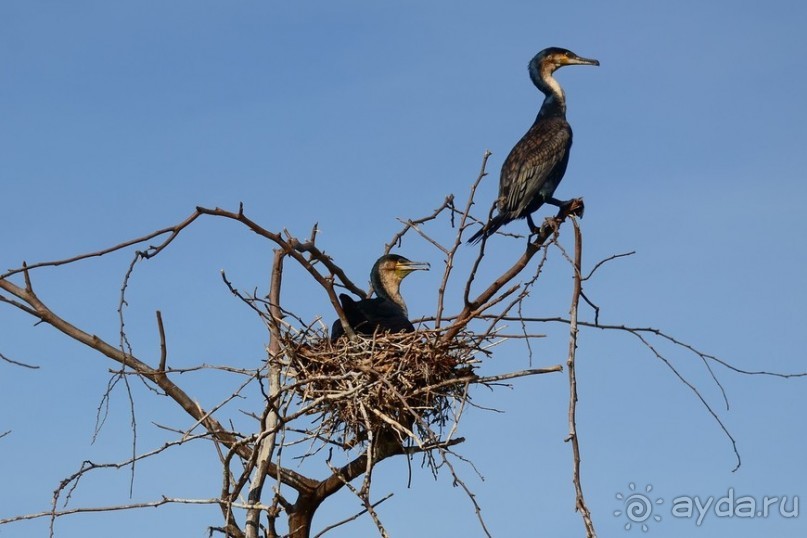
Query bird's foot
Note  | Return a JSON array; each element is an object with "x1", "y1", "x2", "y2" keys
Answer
[{"x1": 555, "y1": 198, "x2": 585, "y2": 220}]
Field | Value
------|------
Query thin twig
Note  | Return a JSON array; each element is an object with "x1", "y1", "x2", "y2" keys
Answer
[
  {"x1": 156, "y1": 311, "x2": 167, "y2": 372},
  {"x1": 582, "y1": 250, "x2": 636, "y2": 280},
  {"x1": 3, "y1": 497, "x2": 276, "y2": 526},
  {"x1": 0, "y1": 352, "x2": 40, "y2": 369},
  {"x1": 312, "y1": 493, "x2": 394, "y2": 538},
  {"x1": 1, "y1": 212, "x2": 204, "y2": 279},
  {"x1": 440, "y1": 452, "x2": 492, "y2": 538}
]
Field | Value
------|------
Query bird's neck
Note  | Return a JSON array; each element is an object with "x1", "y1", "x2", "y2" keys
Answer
[
  {"x1": 539, "y1": 92, "x2": 567, "y2": 118},
  {"x1": 532, "y1": 66, "x2": 567, "y2": 117},
  {"x1": 372, "y1": 272, "x2": 408, "y2": 316}
]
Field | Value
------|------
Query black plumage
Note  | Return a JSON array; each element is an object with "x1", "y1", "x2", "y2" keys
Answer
[
  {"x1": 330, "y1": 254, "x2": 429, "y2": 341},
  {"x1": 468, "y1": 47, "x2": 598, "y2": 244}
]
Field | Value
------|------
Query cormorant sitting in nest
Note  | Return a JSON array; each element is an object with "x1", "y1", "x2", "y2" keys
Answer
[
  {"x1": 468, "y1": 47, "x2": 599, "y2": 244},
  {"x1": 330, "y1": 254, "x2": 429, "y2": 341}
]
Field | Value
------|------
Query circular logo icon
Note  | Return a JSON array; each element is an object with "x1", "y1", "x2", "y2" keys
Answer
[{"x1": 614, "y1": 483, "x2": 663, "y2": 532}]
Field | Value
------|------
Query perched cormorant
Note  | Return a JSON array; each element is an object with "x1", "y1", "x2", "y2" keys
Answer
[
  {"x1": 468, "y1": 47, "x2": 599, "y2": 244},
  {"x1": 330, "y1": 254, "x2": 429, "y2": 342}
]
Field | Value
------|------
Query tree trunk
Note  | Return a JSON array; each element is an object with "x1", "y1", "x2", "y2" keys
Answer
[{"x1": 288, "y1": 495, "x2": 319, "y2": 538}]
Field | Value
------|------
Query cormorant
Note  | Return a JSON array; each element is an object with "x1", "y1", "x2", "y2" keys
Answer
[
  {"x1": 468, "y1": 47, "x2": 599, "y2": 244},
  {"x1": 330, "y1": 254, "x2": 429, "y2": 342}
]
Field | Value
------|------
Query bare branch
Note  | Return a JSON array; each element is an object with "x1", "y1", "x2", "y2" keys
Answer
[
  {"x1": 244, "y1": 249, "x2": 286, "y2": 538},
  {"x1": 435, "y1": 150, "x2": 492, "y2": 328},
  {"x1": 156, "y1": 311, "x2": 167, "y2": 372},
  {"x1": 312, "y1": 493, "x2": 394, "y2": 538},
  {"x1": 0, "y1": 274, "x2": 318, "y2": 495},
  {"x1": 2, "y1": 211, "x2": 204, "y2": 279},
  {"x1": 385, "y1": 196, "x2": 455, "y2": 253},
  {"x1": 563, "y1": 218, "x2": 597, "y2": 538},
  {"x1": 2, "y1": 497, "x2": 275, "y2": 526},
  {"x1": 582, "y1": 250, "x2": 636, "y2": 281},
  {"x1": 439, "y1": 451, "x2": 493, "y2": 538},
  {"x1": 446, "y1": 205, "x2": 580, "y2": 341},
  {"x1": 489, "y1": 316, "x2": 807, "y2": 379},
  {"x1": 0, "y1": 352, "x2": 40, "y2": 369}
]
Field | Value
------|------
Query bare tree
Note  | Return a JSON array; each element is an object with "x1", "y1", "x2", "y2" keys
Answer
[{"x1": 1, "y1": 154, "x2": 803, "y2": 537}]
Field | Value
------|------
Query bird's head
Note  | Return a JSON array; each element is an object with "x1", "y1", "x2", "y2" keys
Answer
[
  {"x1": 373, "y1": 254, "x2": 430, "y2": 283},
  {"x1": 529, "y1": 47, "x2": 599, "y2": 89},
  {"x1": 370, "y1": 254, "x2": 429, "y2": 306},
  {"x1": 533, "y1": 47, "x2": 600, "y2": 70}
]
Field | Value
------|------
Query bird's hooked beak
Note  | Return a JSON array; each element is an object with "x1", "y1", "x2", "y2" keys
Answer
[
  {"x1": 562, "y1": 53, "x2": 599, "y2": 67},
  {"x1": 396, "y1": 259, "x2": 430, "y2": 276}
]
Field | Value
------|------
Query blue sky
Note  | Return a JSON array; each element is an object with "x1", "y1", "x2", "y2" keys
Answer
[{"x1": 2, "y1": 2, "x2": 806, "y2": 537}]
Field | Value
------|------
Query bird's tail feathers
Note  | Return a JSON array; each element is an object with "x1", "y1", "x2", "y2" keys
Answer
[{"x1": 467, "y1": 213, "x2": 508, "y2": 245}]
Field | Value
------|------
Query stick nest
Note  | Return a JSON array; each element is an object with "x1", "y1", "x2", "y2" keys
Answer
[{"x1": 283, "y1": 330, "x2": 480, "y2": 447}]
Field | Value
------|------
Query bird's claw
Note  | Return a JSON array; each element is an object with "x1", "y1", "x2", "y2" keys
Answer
[{"x1": 556, "y1": 198, "x2": 585, "y2": 220}]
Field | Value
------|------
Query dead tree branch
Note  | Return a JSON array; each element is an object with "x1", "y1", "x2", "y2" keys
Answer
[
  {"x1": 563, "y1": 218, "x2": 597, "y2": 537},
  {"x1": 0, "y1": 352, "x2": 40, "y2": 369}
]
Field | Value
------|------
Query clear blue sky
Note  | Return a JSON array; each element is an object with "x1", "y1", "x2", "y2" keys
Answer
[{"x1": 2, "y1": 2, "x2": 806, "y2": 537}]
